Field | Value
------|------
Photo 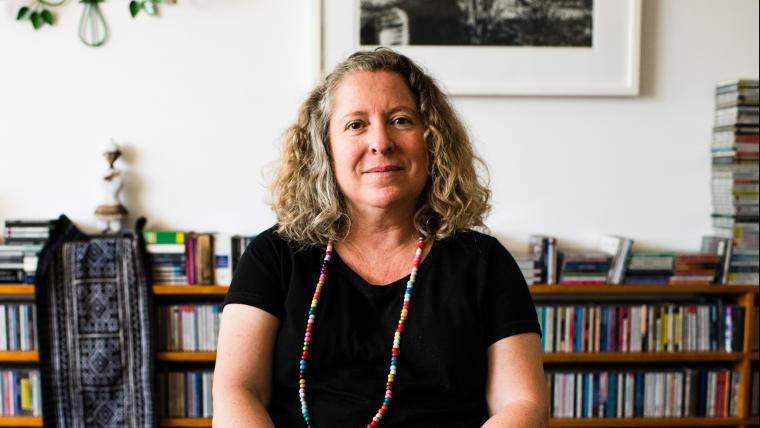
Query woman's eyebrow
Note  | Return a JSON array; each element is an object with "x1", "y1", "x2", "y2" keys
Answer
[{"x1": 388, "y1": 106, "x2": 418, "y2": 115}]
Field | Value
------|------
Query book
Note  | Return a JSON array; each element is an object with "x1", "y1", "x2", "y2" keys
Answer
[
  {"x1": 144, "y1": 231, "x2": 185, "y2": 245},
  {"x1": 529, "y1": 235, "x2": 557, "y2": 284},
  {"x1": 715, "y1": 106, "x2": 760, "y2": 127},
  {"x1": 213, "y1": 233, "x2": 232, "y2": 286},
  {"x1": 716, "y1": 79, "x2": 760, "y2": 108},
  {"x1": 599, "y1": 235, "x2": 634, "y2": 284},
  {"x1": 195, "y1": 233, "x2": 213, "y2": 285},
  {"x1": 716, "y1": 78, "x2": 759, "y2": 95}
]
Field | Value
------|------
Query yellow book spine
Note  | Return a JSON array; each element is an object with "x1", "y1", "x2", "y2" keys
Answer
[
  {"x1": 659, "y1": 306, "x2": 667, "y2": 352},
  {"x1": 674, "y1": 309, "x2": 682, "y2": 352},
  {"x1": 21, "y1": 377, "x2": 30, "y2": 411}
]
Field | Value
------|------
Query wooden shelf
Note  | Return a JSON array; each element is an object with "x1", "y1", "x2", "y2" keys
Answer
[
  {"x1": 157, "y1": 352, "x2": 216, "y2": 362},
  {"x1": 0, "y1": 285, "x2": 34, "y2": 296},
  {"x1": 0, "y1": 416, "x2": 43, "y2": 427},
  {"x1": 0, "y1": 351, "x2": 39, "y2": 363},
  {"x1": 4, "y1": 284, "x2": 756, "y2": 297},
  {"x1": 152, "y1": 286, "x2": 229, "y2": 296},
  {"x1": 159, "y1": 418, "x2": 211, "y2": 427},
  {"x1": 0, "y1": 284, "x2": 230, "y2": 297},
  {"x1": 530, "y1": 284, "x2": 759, "y2": 295},
  {"x1": 155, "y1": 416, "x2": 758, "y2": 428},
  {"x1": 543, "y1": 352, "x2": 745, "y2": 364},
  {"x1": 548, "y1": 417, "x2": 742, "y2": 427},
  {"x1": 746, "y1": 416, "x2": 759, "y2": 426},
  {"x1": 749, "y1": 352, "x2": 759, "y2": 361}
]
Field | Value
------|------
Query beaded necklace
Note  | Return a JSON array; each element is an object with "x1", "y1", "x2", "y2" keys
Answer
[{"x1": 298, "y1": 237, "x2": 425, "y2": 428}]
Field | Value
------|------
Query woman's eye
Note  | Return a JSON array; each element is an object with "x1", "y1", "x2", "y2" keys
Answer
[
  {"x1": 347, "y1": 121, "x2": 363, "y2": 130},
  {"x1": 392, "y1": 117, "x2": 411, "y2": 125}
]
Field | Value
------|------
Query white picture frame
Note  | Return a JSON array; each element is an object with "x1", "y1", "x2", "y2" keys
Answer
[{"x1": 318, "y1": 0, "x2": 642, "y2": 96}]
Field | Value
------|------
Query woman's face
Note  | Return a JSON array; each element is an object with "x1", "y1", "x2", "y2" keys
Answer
[{"x1": 328, "y1": 70, "x2": 428, "y2": 215}]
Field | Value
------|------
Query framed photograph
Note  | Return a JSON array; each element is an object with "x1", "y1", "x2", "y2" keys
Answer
[{"x1": 319, "y1": 0, "x2": 641, "y2": 96}]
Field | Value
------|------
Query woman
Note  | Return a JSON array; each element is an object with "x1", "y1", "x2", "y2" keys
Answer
[{"x1": 213, "y1": 49, "x2": 547, "y2": 427}]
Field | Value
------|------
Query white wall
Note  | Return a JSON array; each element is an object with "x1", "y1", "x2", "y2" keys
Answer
[{"x1": 1, "y1": 0, "x2": 758, "y2": 254}]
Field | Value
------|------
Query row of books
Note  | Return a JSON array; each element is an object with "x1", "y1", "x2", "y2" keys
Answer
[
  {"x1": 0, "y1": 219, "x2": 54, "y2": 284},
  {"x1": 0, "y1": 304, "x2": 36, "y2": 351},
  {"x1": 710, "y1": 79, "x2": 759, "y2": 286},
  {"x1": 547, "y1": 368, "x2": 739, "y2": 419},
  {"x1": 156, "y1": 370, "x2": 213, "y2": 418},
  {"x1": 0, "y1": 370, "x2": 41, "y2": 416},
  {"x1": 155, "y1": 304, "x2": 221, "y2": 352},
  {"x1": 536, "y1": 303, "x2": 746, "y2": 353},
  {"x1": 144, "y1": 231, "x2": 255, "y2": 286},
  {"x1": 525, "y1": 234, "x2": 757, "y2": 286},
  {"x1": 557, "y1": 253, "x2": 611, "y2": 286}
]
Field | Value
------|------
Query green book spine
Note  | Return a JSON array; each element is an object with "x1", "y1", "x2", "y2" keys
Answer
[{"x1": 144, "y1": 231, "x2": 185, "y2": 244}]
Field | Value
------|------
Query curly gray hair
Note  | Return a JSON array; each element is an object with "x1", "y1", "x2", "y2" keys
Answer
[{"x1": 270, "y1": 48, "x2": 491, "y2": 246}]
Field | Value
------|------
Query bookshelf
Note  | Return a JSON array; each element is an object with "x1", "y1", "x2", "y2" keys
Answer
[
  {"x1": 153, "y1": 286, "x2": 222, "y2": 424},
  {"x1": 0, "y1": 282, "x2": 40, "y2": 425},
  {"x1": 532, "y1": 283, "x2": 759, "y2": 427},
  {"x1": 1, "y1": 284, "x2": 758, "y2": 427},
  {"x1": 0, "y1": 283, "x2": 226, "y2": 427}
]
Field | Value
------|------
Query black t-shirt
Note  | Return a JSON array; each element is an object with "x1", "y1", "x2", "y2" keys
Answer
[{"x1": 223, "y1": 227, "x2": 541, "y2": 427}]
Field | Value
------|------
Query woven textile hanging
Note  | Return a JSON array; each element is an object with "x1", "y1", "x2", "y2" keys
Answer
[{"x1": 35, "y1": 215, "x2": 155, "y2": 427}]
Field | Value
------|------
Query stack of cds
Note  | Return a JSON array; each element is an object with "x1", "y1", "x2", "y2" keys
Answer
[
  {"x1": 668, "y1": 254, "x2": 721, "y2": 284},
  {"x1": 711, "y1": 79, "x2": 759, "y2": 285},
  {"x1": 2, "y1": 219, "x2": 56, "y2": 245},
  {"x1": 624, "y1": 252, "x2": 675, "y2": 285},
  {"x1": 145, "y1": 231, "x2": 188, "y2": 285},
  {"x1": 515, "y1": 255, "x2": 541, "y2": 285},
  {"x1": 230, "y1": 235, "x2": 257, "y2": 274},
  {"x1": 0, "y1": 219, "x2": 56, "y2": 284},
  {"x1": 558, "y1": 252, "x2": 611, "y2": 285}
]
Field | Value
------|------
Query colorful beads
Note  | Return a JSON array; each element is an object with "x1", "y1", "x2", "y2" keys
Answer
[{"x1": 299, "y1": 237, "x2": 425, "y2": 427}]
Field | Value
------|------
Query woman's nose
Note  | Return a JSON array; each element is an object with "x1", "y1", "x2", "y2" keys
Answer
[{"x1": 369, "y1": 124, "x2": 394, "y2": 154}]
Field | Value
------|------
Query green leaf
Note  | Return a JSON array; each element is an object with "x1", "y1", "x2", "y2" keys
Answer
[
  {"x1": 143, "y1": 2, "x2": 156, "y2": 16},
  {"x1": 40, "y1": 9, "x2": 55, "y2": 26},
  {"x1": 16, "y1": 6, "x2": 30, "y2": 21},
  {"x1": 30, "y1": 11, "x2": 43, "y2": 30},
  {"x1": 129, "y1": 1, "x2": 140, "y2": 17}
]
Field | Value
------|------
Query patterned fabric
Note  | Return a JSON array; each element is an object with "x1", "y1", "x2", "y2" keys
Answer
[{"x1": 35, "y1": 215, "x2": 155, "y2": 428}]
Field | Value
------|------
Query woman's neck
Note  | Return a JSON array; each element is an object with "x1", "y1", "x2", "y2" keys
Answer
[
  {"x1": 332, "y1": 204, "x2": 426, "y2": 286},
  {"x1": 341, "y1": 203, "x2": 419, "y2": 250}
]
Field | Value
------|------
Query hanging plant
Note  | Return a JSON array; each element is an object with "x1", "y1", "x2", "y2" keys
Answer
[
  {"x1": 16, "y1": 0, "x2": 61, "y2": 29},
  {"x1": 14, "y1": 0, "x2": 175, "y2": 47}
]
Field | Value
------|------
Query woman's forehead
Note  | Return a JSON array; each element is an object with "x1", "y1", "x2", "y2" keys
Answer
[{"x1": 330, "y1": 71, "x2": 418, "y2": 115}]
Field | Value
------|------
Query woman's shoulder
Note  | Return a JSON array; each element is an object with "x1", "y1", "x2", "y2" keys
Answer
[
  {"x1": 439, "y1": 229, "x2": 503, "y2": 252},
  {"x1": 247, "y1": 225, "x2": 321, "y2": 258},
  {"x1": 431, "y1": 230, "x2": 512, "y2": 266}
]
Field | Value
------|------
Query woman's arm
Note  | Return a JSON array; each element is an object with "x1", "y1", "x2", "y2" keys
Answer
[
  {"x1": 482, "y1": 332, "x2": 548, "y2": 428},
  {"x1": 212, "y1": 303, "x2": 281, "y2": 427}
]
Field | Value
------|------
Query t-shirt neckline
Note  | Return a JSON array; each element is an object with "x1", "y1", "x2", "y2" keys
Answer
[{"x1": 330, "y1": 240, "x2": 438, "y2": 289}]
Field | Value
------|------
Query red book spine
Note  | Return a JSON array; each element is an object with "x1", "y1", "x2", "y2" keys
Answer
[
  {"x1": 617, "y1": 306, "x2": 624, "y2": 352},
  {"x1": 3, "y1": 371, "x2": 10, "y2": 414},
  {"x1": 580, "y1": 307, "x2": 588, "y2": 352},
  {"x1": 185, "y1": 238, "x2": 192, "y2": 285}
]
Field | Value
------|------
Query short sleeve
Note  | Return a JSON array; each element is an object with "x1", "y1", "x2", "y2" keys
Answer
[
  {"x1": 223, "y1": 230, "x2": 287, "y2": 320},
  {"x1": 482, "y1": 238, "x2": 542, "y2": 346}
]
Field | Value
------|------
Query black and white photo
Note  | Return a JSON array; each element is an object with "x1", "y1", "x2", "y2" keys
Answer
[{"x1": 360, "y1": 0, "x2": 594, "y2": 47}]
